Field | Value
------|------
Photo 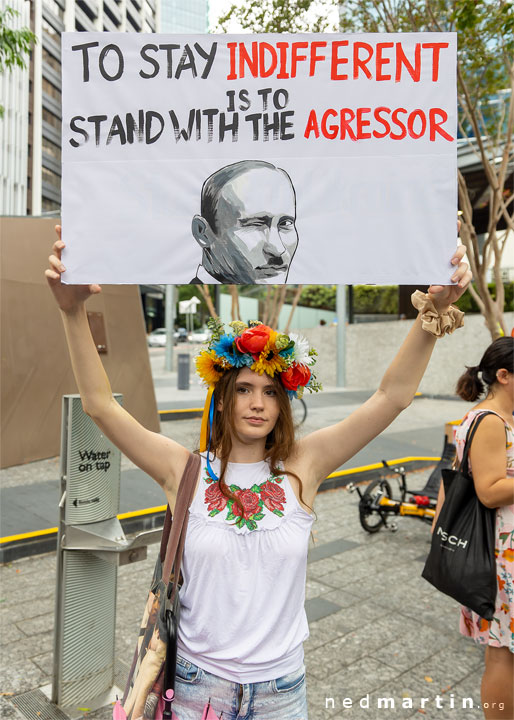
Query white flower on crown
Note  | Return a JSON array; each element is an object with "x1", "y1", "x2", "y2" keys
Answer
[{"x1": 289, "y1": 332, "x2": 315, "y2": 366}]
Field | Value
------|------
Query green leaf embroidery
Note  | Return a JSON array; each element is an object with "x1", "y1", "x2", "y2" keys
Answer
[
  {"x1": 208, "y1": 509, "x2": 221, "y2": 517},
  {"x1": 272, "y1": 509, "x2": 284, "y2": 517},
  {"x1": 499, "y1": 532, "x2": 511, "y2": 542},
  {"x1": 251, "y1": 484, "x2": 261, "y2": 493},
  {"x1": 229, "y1": 484, "x2": 239, "y2": 492},
  {"x1": 246, "y1": 519, "x2": 257, "y2": 531},
  {"x1": 226, "y1": 511, "x2": 236, "y2": 521},
  {"x1": 253, "y1": 513, "x2": 264, "y2": 521},
  {"x1": 236, "y1": 517, "x2": 245, "y2": 528}
]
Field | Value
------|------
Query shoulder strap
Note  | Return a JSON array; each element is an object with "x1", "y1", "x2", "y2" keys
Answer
[
  {"x1": 458, "y1": 411, "x2": 496, "y2": 473},
  {"x1": 162, "y1": 453, "x2": 201, "y2": 591}
]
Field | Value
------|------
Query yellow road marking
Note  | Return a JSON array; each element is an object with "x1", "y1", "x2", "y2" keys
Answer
[{"x1": 1, "y1": 456, "x2": 439, "y2": 545}]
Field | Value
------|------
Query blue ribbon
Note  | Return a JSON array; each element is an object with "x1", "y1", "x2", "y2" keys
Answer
[{"x1": 205, "y1": 391, "x2": 219, "y2": 482}]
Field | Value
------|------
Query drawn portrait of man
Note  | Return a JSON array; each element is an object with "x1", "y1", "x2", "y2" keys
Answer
[{"x1": 190, "y1": 160, "x2": 298, "y2": 284}]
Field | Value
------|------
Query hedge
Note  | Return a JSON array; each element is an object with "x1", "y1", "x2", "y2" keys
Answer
[{"x1": 351, "y1": 283, "x2": 513, "y2": 315}]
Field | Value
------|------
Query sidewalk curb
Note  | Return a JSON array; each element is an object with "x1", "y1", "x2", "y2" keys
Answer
[{"x1": 0, "y1": 457, "x2": 437, "y2": 563}]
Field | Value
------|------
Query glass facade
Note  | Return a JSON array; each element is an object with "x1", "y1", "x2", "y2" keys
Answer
[{"x1": 160, "y1": 0, "x2": 208, "y2": 33}]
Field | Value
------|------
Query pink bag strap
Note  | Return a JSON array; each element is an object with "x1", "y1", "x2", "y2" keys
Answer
[{"x1": 162, "y1": 453, "x2": 201, "y2": 592}]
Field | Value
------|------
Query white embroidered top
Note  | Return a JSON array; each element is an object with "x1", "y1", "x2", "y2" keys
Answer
[{"x1": 177, "y1": 453, "x2": 314, "y2": 684}]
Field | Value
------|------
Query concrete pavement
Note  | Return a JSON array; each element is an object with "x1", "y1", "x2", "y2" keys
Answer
[{"x1": 0, "y1": 347, "x2": 485, "y2": 719}]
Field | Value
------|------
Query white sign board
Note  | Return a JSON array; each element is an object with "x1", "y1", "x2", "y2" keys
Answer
[{"x1": 61, "y1": 32, "x2": 457, "y2": 285}]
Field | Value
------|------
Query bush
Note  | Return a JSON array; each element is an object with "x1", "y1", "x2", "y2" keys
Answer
[
  {"x1": 353, "y1": 285, "x2": 399, "y2": 314},
  {"x1": 454, "y1": 283, "x2": 514, "y2": 313}
]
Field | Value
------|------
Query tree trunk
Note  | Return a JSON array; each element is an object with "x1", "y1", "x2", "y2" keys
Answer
[
  {"x1": 229, "y1": 285, "x2": 240, "y2": 321},
  {"x1": 269, "y1": 285, "x2": 287, "y2": 328},
  {"x1": 284, "y1": 285, "x2": 303, "y2": 333},
  {"x1": 197, "y1": 285, "x2": 217, "y2": 318}
]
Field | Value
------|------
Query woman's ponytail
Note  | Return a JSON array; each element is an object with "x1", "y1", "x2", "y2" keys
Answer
[
  {"x1": 456, "y1": 365, "x2": 484, "y2": 401},
  {"x1": 456, "y1": 337, "x2": 514, "y2": 401}
]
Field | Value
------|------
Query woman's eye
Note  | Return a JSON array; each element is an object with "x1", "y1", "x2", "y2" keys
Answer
[{"x1": 265, "y1": 390, "x2": 277, "y2": 396}]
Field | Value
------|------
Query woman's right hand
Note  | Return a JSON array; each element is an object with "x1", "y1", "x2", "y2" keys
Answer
[{"x1": 45, "y1": 225, "x2": 101, "y2": 313}]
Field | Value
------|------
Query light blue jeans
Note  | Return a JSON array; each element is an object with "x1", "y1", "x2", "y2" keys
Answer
[{"x1": 171, "y1": 654, "x2": 308, "y2": 720}]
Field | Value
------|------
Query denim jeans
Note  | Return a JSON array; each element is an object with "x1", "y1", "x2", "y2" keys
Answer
[{"x1": 171, "y1": 654, "x2": 308, "y2": 720}]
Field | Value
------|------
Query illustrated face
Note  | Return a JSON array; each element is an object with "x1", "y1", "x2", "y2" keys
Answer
[
  {"x1": 206, "y1": 167, "x2": 298, "y2": 284},
  {"x1": 230, "y1": 367, "x2": 280, "y2": 442}
]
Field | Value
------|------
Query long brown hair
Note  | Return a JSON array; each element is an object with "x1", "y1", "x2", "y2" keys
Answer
[{"x1": 205, "y1": 367, "x2": 311, "y2": 513}]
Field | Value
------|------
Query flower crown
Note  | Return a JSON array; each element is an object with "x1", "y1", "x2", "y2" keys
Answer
[{"x1": 195, "y1": 318, "x2": 322, "y2": 399}]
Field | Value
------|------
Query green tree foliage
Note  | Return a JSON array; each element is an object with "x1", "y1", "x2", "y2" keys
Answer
[
  {"x1": 339, "y1": 0, "x2": 514, "y2": 339},
  {"x1": 299, "y1": 285, "x2": 336, "y2": 310},
  {"x1": 0, "y1": 6, "x2": 36, "y2": 118},
  {"x1": 213, "y1": 0, "x2": 514, "y2": 339},
  {"x1": 216, "y1": 0, "x2": 335, "y2": 33}
]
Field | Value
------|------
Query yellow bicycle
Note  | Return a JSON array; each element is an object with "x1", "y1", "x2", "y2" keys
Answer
[{"x1": 348, "y1": 446, "x2": 455, "y2": 534}]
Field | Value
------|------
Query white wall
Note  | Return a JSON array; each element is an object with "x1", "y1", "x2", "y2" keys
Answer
[
  {"x1": 219, "y1": 293, "x2": 334, "y2": 329},
  {"x1": 300, "y1": 312, "x2": 514, "y2": 394}
]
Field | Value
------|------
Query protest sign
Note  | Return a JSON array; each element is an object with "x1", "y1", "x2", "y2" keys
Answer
[{"x1": 61, "y1": 32, "x2": 457, "y2": 285}]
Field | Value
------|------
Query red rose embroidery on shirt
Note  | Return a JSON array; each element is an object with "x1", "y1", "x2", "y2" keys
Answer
[
  {"x1": 260, "y1": 481, "x2": 286, "y2": 512},
  {"x1": 205, "y1": 482, "x2": 228, "y2": 514},
  {"x1": 231, "y1": 488, "x2": 262, "y2": 519}
]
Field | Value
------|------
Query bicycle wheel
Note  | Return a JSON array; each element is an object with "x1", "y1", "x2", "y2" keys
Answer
[
  {"x1": 291, "y1": 397, "x2": 307, "y2": 426},
  {"x1": 359, "y1": 478, "x2": 393, "y2": 533}
]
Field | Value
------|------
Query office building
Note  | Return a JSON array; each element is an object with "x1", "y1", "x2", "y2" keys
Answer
[
  {"x1": 27, "y1": 0, "x2": 159, "y2": 215},
  {"x1": 0, "y1": 0, "x2": 30, "y2": 215},
  {"x1": 160, "y1": 0, "x2": 208, "y2": 33}
]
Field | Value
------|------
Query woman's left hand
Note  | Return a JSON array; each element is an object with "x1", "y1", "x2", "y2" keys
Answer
[{"x1": 429, "y1": 225, "x2": 472, "y2": 312}]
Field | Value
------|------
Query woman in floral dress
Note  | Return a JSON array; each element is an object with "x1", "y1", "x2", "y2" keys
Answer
[{"x1": 453, "y1": 337, "x2": 514, "y2": 720}]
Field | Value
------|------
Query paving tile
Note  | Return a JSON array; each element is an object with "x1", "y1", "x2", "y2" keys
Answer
[
  {"x1": 0, "y1": 622, "x2": 26, "y2": 646},
  {"x1": 408, "y1": 636, "x2": 484, "y2": 690},
  {"x1": 0, "y1": 659, "x2": 48, "y2": 694},
  {"x1": 306, "y1": 597, "x2": 342, "y2": 623},
  {"x1": 370, "y1": 624, "x2": 448, "y2": 672},
  {"x1": 305, "y1": 578, "x2": 335, "y2": 600},
  {"x1": 0, "y1": 697, "x2": 26, "y2": 720},
  {"x1": 308, "y1": 538, "x2": 360, "y2": 563},
  {"x1": 315, "y1": 588, "x2": 362, "y2": 609},
  {"x1": 322, "y1": 655, "x2": 400, "y2": 702},
  {"x1": 15, "y1": 613, "x2": 54, "y2": 636}
]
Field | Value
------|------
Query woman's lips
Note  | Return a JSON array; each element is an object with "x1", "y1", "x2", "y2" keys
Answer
[{"x1": 244, "y1": 417, "x2": 266, "y2": 425}]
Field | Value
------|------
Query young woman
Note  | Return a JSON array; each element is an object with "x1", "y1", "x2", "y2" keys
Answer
[
  {"x1": 46, "y1": 226, "x2": 470, "y2": 720},
  {"x1": 448, "y1": 338, "x2": 514, "y2": 720}
]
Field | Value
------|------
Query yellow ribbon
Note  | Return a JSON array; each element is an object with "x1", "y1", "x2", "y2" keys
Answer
[{"x1": 199, "y1": 385, "x2": 215, "y2": 453}]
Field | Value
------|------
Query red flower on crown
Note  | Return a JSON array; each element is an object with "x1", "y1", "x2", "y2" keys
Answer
[
  {"x1": 235, "y1": 325, "x2": 272, "y2": 356},
  {"x1": 281, "y1": 363, "x2": 311, "y2": 392}
]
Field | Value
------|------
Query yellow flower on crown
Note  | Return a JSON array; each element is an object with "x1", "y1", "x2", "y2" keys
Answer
[
  {"x1": 196, "y1": 349, "x2": 229, "y2": 386},
  {"x1": 251, "y1": 331, "x2": 287, "y2": 377}
]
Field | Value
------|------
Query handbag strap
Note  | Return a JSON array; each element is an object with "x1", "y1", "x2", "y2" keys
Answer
[
  {"x1": 458, "y1": 411, "x2": 496, "y2": 474},
  {"x1": 162, "y1": 452, "x2": 201, "y2": 593}
]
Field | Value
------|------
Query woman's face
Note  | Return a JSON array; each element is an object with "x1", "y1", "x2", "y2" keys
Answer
[{"x1": 226, "y1": 367, "x2": 281, "y2": 443}]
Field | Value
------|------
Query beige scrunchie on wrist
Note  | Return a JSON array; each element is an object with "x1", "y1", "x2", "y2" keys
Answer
[{"x1": 411, "y1": 290, "x2": 465, "y2": 337}]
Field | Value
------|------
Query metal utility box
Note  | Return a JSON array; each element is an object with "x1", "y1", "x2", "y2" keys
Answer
[{"x1": 49, "y1": 394, "x2": 160, "y2": 716}]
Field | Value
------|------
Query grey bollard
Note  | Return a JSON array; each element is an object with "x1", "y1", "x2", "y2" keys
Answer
[{"x1": 177, "y1": 353, "x2": 190, "y2": 390}]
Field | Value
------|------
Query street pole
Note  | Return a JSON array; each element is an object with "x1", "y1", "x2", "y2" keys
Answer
[
  {"x1": 336, "y1": 284, "x2": 346, "y2": 388},
  {"x1": 164, "y1": 285, "x2": 175, "y2": 372}
]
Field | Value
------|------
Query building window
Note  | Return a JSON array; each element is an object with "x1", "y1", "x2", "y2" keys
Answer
[
  {"x1": 42, "y1": 136, "x2": 61, "y2": 163},
  {"x1": 43, "y1": 166, "x2": 61, "y2": 190},
  {"x1": 42, "y1": 198, "x2": 61, "y2": 213},
  {"x1": 43, "y1": 107, "x2": 61, "y2": 130},
  {"x1": 43, "y1": 46, "x2": 61, "y2": 73},
  {"x1": 42, "y1": 77, "x2": 61, "y2": 102}
]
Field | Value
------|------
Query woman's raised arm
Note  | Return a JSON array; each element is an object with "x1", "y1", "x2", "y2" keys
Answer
[
  {"x1": 46, "y1": 226, "x2": 190, "y2": 499},
  {"x1": 295, "y1": 242, "x2": 472, "y2": 489}
]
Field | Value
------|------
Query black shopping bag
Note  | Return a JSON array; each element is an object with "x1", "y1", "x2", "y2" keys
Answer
[{"x1": 422, "y1": 412, "x2": 497, "y2": 620}]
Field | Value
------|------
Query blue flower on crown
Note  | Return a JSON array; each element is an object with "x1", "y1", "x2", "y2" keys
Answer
[
  {"x1": 279, "y1": 345, "x2": 295, "y2": 359},
  {"x1": 212, "y1": 334, "x2": 253, "y2": 368}
]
